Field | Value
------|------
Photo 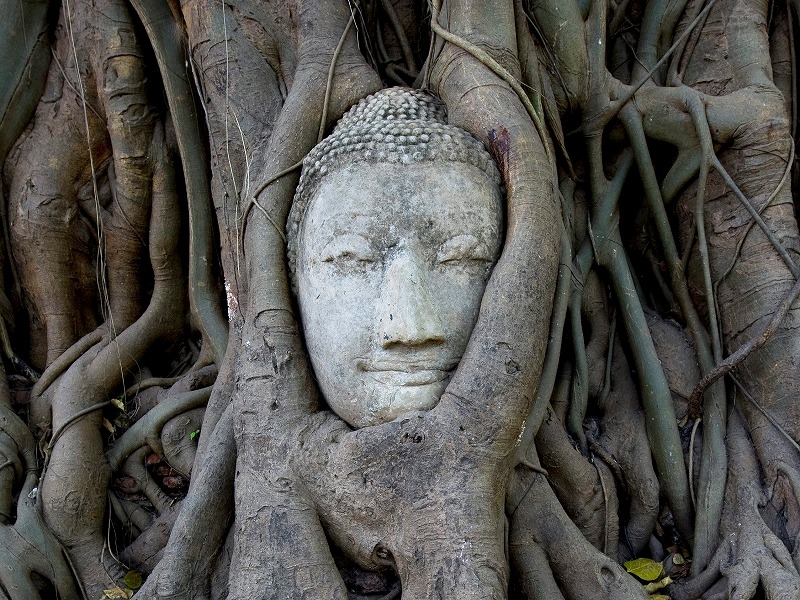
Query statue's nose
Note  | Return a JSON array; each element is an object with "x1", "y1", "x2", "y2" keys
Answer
[{"x1": 379, "y1": 251, "x2": 446, "y2": 348}]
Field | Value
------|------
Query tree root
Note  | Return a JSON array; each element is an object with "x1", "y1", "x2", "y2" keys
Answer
[
  {"x1": 115, "y1": 449, "x2": 182, "y2": 575},
  {"x1": 134, "y1": 405, "x2": 235, "y2": 600},
  {"x1": 0, "y1": 473, "x2": 81, "y2": 600},
  {"x1": 127, "y1": 0, "x2": 229, "y2": 366},
  {"x1": 669, "y1": 544, "x2": 724, "y2": 600},
  {"x1": 120, "y1": 448, "x2": 175, "y2": 516},
  {"x1": 11, "y1": 2, "x2": 800, "y2": 599},
  {"x1": 591, "y1": 338, "x2": 660, "y2": 560},
  {"x1": 706, "y1": 410, "x2": 800, "y2": 599},
  {"x1": 0, "y1": 364, "x2": 79, "y2": 599},
  {"x1": 535, "y1": 407, "x2": 620, "y2": 556},
  {"x1": 508, "y1": 464, "x2": 648, "y2": 600},
  {"x1": 120, "y1": 503, "x2": 180, "y2": 575},
  {"x1": 160, "y1": 407, "x2": 205, "y2": 478},
  {"x1": 510, "y1": 537, "x2": 566, "y2": 600},
  {"x1": 30, "y1": 329, "x2": 104, "y2": 404},
  {"x1": 107, "y1": 386, "x2": 211, "y2": 472}
]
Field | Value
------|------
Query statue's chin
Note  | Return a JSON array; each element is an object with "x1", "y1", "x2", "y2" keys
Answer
[{"x1": 332, "y1": 381, "x2": 448, "y2": 429}]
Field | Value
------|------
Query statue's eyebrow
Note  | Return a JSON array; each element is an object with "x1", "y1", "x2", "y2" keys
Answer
[
  {"x1": 317, "y1": 233, "x2": 375, "y2": 257},
  {"x1": 314, "y1": 212, "x2": 375, "y2": 236}
]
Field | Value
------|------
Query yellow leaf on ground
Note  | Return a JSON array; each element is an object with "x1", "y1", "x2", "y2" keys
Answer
[
  {"x1": 624, "y1": 558, "x2": 665, "y2": 581},
  {"x1": 102, "y1": 588, "x2": 133, "y2": 599},
  {"x1": 123, "y1": 571, "x2": 143, "y2": 590},
  {"x1": 644, "y1": 576, "x2": 674, "y2": 593}
]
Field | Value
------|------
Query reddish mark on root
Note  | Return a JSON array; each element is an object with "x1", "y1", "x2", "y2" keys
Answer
[{"x1": 488, "y1": 127, "x2": 511, "y2": 173}]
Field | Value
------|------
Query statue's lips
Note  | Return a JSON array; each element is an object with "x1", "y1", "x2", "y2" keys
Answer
[{"x1": 359, "y1": 358, "x2": 459, "y2": 387}]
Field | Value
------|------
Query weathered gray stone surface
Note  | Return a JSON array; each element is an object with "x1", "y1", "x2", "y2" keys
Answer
[{"x1": 296, "y1": 160, "x2": 502, "y2": 427}]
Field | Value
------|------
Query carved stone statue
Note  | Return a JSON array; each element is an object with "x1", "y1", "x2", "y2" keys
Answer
[{"x1": 287, "y1": 88, "x2": 503, "y2": 428}]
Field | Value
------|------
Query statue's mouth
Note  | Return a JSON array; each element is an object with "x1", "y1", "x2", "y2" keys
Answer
[
  {"x1": 358, "y1": 357, "x2": 459, "y2": 387},
  {"x1": 366, "y1": 368, "x2": 451, "y2": 386}
]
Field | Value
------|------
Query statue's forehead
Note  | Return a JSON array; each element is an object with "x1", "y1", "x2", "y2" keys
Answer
[
  {"x1": 298, "y1": 167, "x2": 497, "y2": 258},
  {"x1": 305, "y1": 161, "x2": 502, "y2": 222}
]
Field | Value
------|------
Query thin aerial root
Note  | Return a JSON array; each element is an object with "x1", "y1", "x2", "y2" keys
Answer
[
  {"x1": 687, "y1": 276, "x2": 800, "y2": 417},
  {"x1": 567, "y1": 291, "x2": 589, "y2": 452},
  {"x1": 666, "y1": 0, "x2": 711, "y2": 85},
  {"x1": 429, "y1": 0, "x2": 554, "y2": 168},
  {"x1": 241, "y1": 4, "x2": 356, "y2": 249},
  {"x1": 789, "y1": 0, "x2": 799, "y2": 141},
  {"x1": 319, "y1": 13, "x2": 356, "y2": 143},
  {"x1": 44, "y1": 401, "x2": 111, "y2": 467},
  {"x1": 124, "y1": 376, "x2": 182, "y2": 399},
  {"x1": 592, "y1": 456, "x2": 611, "y2": 555},
  {"x1": 247, "y1": 161, "x2": 302, "y2": 228},
  {"x1": 592, "y1": 0, "x2": 718, "y2": 129},
  {"x1": 586, "y1": 440, "x2": 624, "y2": 489},
  {"x1": 31, "y1": 329, "x2": 104, "y2": 399},
  {"x1": 710, "y1": 155, "x2": 800, "y2": 278},
  {"x1": 731, "y1": 376, "x2": 800, "y2": 455},
  {"x1": 714, "y1": 141, "x2": 795, "y2": 285},
  {"x1": 609, "y1": 0, "x2": 634, "y2": 36},
  {"x1": 598, "y1": 316, "x2": 615, "y2": 405},
  {"x1": 687, "y1": 95, "x2": 722, "y2": 362},
  {"x1": 239, "y1": 158, "x2": 294, "y2": 286},
  {"x1": 516, "y1": 217, "x2": 572, "y2": 452},
  {"x1": 379, "y1": 0, "x2": 417, "y2": 73},
  {"x1": 689, "y1": 418, "x2": 701, "y2": 508}
]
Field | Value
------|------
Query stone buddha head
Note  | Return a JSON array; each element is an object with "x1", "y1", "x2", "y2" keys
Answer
[{"x1": 287, "y1": 88, "x2": 503, "y2": 428}]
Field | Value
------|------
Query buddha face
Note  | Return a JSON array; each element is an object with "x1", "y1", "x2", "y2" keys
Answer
[{"x1": 297, "y1": 160, "x2": 502, "y2": 428}]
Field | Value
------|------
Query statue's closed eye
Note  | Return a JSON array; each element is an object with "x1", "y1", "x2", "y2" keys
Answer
[
  {"x1": 437, "y1": 234, "x2": 493, "y2": 265},
  {"x1": 319, "y1": 233, "x2": 494, "y2": 271},
  {"x1": 320, "y1": 234, "x2": 378, "y2": 265}
]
